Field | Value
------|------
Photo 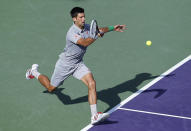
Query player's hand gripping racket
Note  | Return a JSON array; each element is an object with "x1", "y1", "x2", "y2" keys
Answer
[{"x1": 90, "y1": 19, "x2": 101, "y2": 39}]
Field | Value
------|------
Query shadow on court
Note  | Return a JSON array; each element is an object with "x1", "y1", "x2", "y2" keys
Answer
[
  {"x1": 43, "y1": 73, "x2": 172, "y2": 112},
  {"x1": 93, "y1": 119, "x2": 118, "y2": 126}
]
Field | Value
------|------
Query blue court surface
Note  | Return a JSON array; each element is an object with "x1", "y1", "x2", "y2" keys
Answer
[{"x1": 81, "y1": 55, "x2": 191, "y2": 131}]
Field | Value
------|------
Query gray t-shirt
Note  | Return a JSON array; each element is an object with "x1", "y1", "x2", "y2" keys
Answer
[{"x1": 59, "y1": 23, "x2": 90, "y2": 64}]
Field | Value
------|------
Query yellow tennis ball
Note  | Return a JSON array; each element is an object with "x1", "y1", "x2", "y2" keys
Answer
[{"x1": 146, "y1": 40, "x2": 152, "y2": 46}]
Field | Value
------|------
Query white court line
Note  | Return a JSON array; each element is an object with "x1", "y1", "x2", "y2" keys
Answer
[
  {"x1": 119, "y1": 107, "x2": 191, "y2": 120},
  {"x1": 81, "y1": 55, "x2": 191, "y2": 131}
]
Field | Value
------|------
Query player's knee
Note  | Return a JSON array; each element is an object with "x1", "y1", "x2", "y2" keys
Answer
[
  {"x1": 48, "y1": 84, "x2": 57, "y2": 92},
  {"x1": 88, "y1": 80, "x2": 96, "y2": 90}
]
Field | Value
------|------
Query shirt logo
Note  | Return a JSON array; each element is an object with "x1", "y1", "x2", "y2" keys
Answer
[{"x1": 75, "y1": 34, "x2": 80, "y2": 39}]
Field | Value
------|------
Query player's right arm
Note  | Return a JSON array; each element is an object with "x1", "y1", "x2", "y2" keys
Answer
[
  {"x1": 67, "y1": 31, "x2": 96, "y2": 47},
  {"x1": 77, "y1": 38, "x2": 96, "y2": 47}
]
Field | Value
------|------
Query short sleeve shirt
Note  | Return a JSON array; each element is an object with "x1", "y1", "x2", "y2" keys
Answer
[{"x1": 59, "y1": 23, "x2": 90, "y2": 64}]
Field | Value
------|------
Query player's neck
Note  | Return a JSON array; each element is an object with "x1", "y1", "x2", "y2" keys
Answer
[{"x1": 74, "y1": 23, "x2": 84, "y2": 30}]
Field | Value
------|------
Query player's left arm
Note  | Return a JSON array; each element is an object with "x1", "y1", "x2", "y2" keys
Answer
[{"x1": 99, "y1": 25, "x2": 127, "y2": 36}]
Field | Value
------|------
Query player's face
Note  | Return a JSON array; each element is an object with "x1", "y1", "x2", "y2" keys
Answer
[{"x1": 73, "y1": 13, "x2": 85, "y2": 28}]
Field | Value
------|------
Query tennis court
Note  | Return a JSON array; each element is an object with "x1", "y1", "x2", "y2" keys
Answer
[
  {"x1": 0, "y1": 0, "x2": 191, "y2": 131},
  {"x1": 82, "y1": 55, "x2": 191, "y2": 131}
]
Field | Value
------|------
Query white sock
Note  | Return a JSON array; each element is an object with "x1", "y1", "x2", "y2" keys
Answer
[
  {"x1": 90, "y1": 104, "x2": 97, "y2": 116},
  {"x1": 32, "y1": 70, "x2": 41, "y2": 79}
]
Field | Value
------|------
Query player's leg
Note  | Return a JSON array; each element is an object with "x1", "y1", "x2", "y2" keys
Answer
[
  {"x1": 26, "y1": 58, "x2": 71, "y2": 92},
  {"x1": 73, "y1": 63, "x2": 109, "y2": 124},
  {"x1": 81, "y1": 73, "x2": 98, "y2": 120},
  {"x1": 81, "y1": 73, "x2": 97, "y2": 105},
  {"x1": 73, "y1": 64, "x2": 97, "y2": 115},
  {"x1": 26, "y1": 64, "x2": 56, "y2": 92},
  {"x1": 81, "y1": 73, "x2": 109, "y2": 124},
  {"x1": 38, "y1": 74, "x2": 56, "y2": 92}
]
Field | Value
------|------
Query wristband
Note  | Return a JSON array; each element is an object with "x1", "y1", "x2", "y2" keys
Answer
[{"x1": 108, "y1": 26, "x2": 114, "y2": 31}]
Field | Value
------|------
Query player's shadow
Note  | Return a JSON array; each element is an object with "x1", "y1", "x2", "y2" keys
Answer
[
  {"x1": 93, "y1": 119, "x2": 118, "y2": 125},
  {"x1": 43, "y1": 73, "x2": 173, "y2": 112}
]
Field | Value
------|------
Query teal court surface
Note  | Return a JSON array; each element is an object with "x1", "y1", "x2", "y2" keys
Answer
[{"x1": 0, "y1": 0, "x2": 191, "y2": 131}]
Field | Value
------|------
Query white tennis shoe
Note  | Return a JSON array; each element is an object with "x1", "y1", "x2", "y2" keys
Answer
[
  {"x1": 91, "y1": 112, "x2": 109, "y2": 125},
  {"x1": 26, "y1": 64, "x2": 39, "y2": 79}
]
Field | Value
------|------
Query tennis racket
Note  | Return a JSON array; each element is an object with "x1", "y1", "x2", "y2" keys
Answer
[{"x1": 90, "y1": 19, "x2": 99, "y2": 39}]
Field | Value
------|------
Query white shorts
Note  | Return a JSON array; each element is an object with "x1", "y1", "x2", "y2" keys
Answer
[{"x1": 50, "y1": 59, "x2": 91, "y2": 87}]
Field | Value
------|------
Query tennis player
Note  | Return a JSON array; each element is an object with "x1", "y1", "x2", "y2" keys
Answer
[{"x1": 26, "y1": 7, "x2": 126, "y2": 124}]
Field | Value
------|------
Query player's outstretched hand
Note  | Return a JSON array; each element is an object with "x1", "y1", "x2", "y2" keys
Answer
[{"x1": 114, "y1": 25, "x2": 127, "y2": 32}]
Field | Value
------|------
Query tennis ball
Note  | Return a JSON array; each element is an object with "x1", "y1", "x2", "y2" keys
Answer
[{"x1": 146, "y1": 40, "x2": 152, "y2": 46}]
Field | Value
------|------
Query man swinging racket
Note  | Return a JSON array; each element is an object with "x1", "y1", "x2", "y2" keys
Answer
[{"x1": 26, "y1": 7, "x2": 127, "y2": 124}]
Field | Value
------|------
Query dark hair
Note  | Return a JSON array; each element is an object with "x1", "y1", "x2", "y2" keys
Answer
[{"x1": 70, "y1": 7, "x2": 84, "y2": 18}]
